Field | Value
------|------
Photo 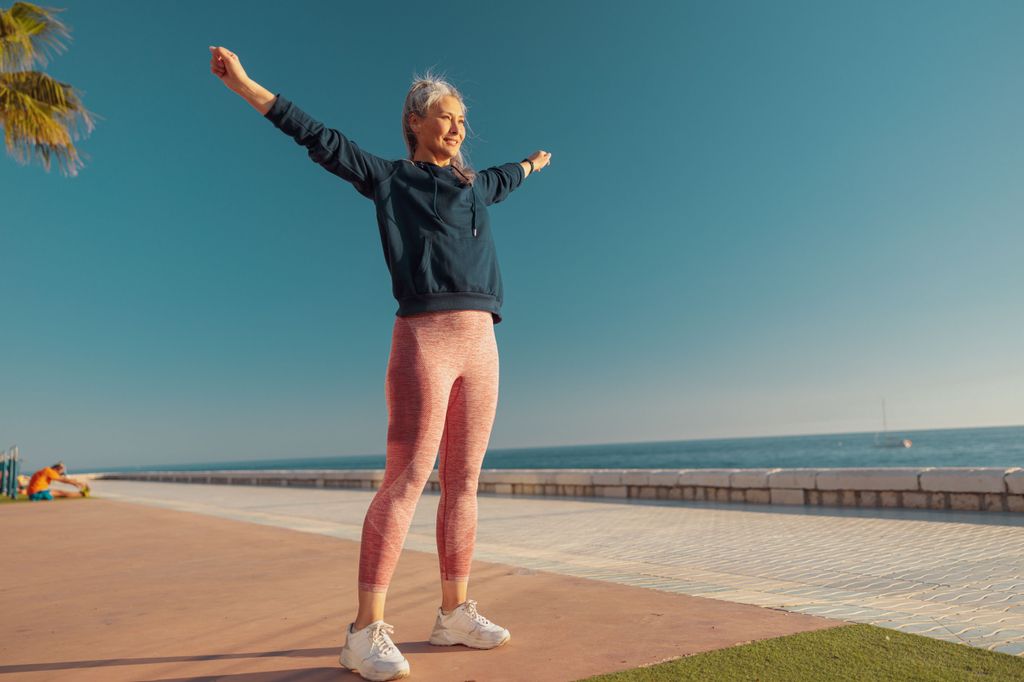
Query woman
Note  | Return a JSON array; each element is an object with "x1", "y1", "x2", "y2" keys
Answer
[{"x1": 209, "y1": 46, "x2": 551, "y2": 681}]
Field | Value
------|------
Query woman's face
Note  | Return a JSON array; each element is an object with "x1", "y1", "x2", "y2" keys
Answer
[{"x1": 411, "y1": 95, "x2": 466, "y2": 165}]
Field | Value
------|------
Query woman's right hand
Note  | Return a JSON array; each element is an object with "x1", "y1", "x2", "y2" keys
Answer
[{"x1": 209, "y1": 45, "x2": 251, "y2": 92}]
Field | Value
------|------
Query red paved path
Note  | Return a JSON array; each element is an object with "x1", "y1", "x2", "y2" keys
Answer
[{"x1": 0, "y1": 499, "x2": 843, "y2": 681}]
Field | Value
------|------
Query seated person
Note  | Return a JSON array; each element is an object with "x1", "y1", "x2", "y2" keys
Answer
[{"x1": 27, "y1": 462, "x2": 89, "y2": 500}]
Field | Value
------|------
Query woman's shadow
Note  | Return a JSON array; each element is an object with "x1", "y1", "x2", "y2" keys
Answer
[{"x1": 1, "y1": 640, "x2": 480, "y2": 681}]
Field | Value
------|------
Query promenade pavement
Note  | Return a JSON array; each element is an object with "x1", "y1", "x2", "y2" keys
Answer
[
  {"x1": 5, "y1": 478, "x2": 1022, "y2": 680},
  {"x1": 91, "y1": 480, "x2": 1024, "y2": 658},
  {"x1": 3, "y1": 492, "x2": 836, "y2": 682}
]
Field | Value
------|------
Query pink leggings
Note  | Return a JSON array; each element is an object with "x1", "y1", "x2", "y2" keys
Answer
[{"x1": 358, "y1": 310, "x2": 499, "y2": 593}]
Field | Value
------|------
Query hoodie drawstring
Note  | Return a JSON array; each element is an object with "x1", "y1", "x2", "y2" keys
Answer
[
  {"x1": 471, "y1": 178, "x2": 478, "y2": 237},
  {"x1": 430, "y1": 168, "x2": 440, "y2": 228},
  {"x1": 423, "y1": 161, "x2": 478, "y2": 238},
  {"x1": 460, "y1": 166, "x2": 478, "y2": 237}
]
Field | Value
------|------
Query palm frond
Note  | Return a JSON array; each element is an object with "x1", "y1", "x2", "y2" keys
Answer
[
  {"x1": 0, "y1": 69, "x2": 95, "y2": 176},
  {"x1": 0, "y1": 3, "x2": 70, "y2": 72}
]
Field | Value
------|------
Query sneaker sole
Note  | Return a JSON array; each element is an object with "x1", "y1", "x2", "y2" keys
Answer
[
  {"x1": 339, "y1": 647, "x2": 410, "y2": 681},
  {"x1": 428, "y1": 628, "x2": 511, "y2": 650}
]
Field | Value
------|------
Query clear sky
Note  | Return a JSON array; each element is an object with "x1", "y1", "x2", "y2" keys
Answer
[{"x1": 2, "y1": 0, "x2": 1021, "y2": 470}]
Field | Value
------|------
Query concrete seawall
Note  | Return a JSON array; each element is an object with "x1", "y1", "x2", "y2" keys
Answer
[{"x1": 95, "y1": 467, "x2": 1024, "y2": 513}]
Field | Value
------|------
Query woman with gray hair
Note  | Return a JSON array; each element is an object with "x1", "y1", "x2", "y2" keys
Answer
[{"x1": 210, "y1": 46, "x2": 551, "y2": 681}]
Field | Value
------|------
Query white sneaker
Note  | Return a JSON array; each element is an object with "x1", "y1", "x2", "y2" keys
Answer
[
  {"x1": 428, "y1": 599, "x2": 511, "y2": 649},
  {"x1": 338, "y1": 620, "x2": 411, "y2": 681}
]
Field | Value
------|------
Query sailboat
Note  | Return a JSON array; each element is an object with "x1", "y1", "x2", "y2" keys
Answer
[{"x1": 874, "y1": 399, "x2": 912, "y2": 448}]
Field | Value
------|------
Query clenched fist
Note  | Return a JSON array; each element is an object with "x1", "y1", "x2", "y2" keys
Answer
[
  {"x1": 209, "y1": 45, "x2": 251, "y2": 92},
  {"x1": 527, "y1": 150, "x2": 552, "y2": 173}
]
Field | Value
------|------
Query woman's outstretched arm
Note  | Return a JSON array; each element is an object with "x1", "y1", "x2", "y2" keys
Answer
[
  {"x1": 209, "y1": 46, "x2": 276, "y2": 114},
  {"x1": 208, "y1": 45, "x2": 393, "y2": 198},
  {"x1": 478, "y1": 150, "x2": 553, "y2": 206}
]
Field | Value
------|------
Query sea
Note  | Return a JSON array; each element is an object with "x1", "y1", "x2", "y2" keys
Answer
[{"x1": 84, "y1": 425, "x2": 1023, "y2": 474}]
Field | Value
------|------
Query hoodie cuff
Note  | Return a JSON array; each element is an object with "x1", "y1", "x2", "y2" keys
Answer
[
  {"x1": 264, "y1": 93, "x2": 290, "y2": 122},
  {"x1": 502, "y1": 161, "x2": 526, "y2": 188}
]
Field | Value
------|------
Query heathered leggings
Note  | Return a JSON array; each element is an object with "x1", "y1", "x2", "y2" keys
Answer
[{"x1": 358, "y1": 309, "x2": 499, "y2": 593}]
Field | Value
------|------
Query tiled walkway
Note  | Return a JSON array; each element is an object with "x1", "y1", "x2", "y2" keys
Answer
[{"x1": 93, "y1": 480, "x2": 1024, "y2": 657}]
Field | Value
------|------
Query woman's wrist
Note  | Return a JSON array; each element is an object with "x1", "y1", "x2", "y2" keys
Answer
[
  {"x1": 236, "y1": 78, "x2": 276, "y2": 115},
  {"x1": 520, "y1": 158, "x2": 534, "y2": 177}
]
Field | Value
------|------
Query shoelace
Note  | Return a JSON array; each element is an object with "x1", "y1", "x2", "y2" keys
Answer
[
  {"x1": 369, "y1": 622, "x2": 398, "y2": 655},
  {"x1": 462, "y1": 599, "x2": 493, "y2": 627}
]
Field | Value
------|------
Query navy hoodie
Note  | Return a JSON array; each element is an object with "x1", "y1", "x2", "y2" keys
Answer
[{"x1": 264, "y1": 94, "x2": 526, "y2": 324}]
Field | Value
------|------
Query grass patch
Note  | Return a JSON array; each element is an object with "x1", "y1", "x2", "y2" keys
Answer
[{"x1": 578, "y1": 623, "x2": 1024, "y2": 681}]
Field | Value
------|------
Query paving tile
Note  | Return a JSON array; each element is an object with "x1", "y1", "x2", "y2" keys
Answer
[
  {"x1": 894, "y1": 622, "x2": 960, "y2": 635},
  {"x1": 993, "y1": 641, "x2": 1024, "y2": 656}
]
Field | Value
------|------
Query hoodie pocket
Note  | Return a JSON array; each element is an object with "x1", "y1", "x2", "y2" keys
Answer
[
  {"x1": 410, "y1": 235, "x2": 434, "y2": 295},
  {"x1": 416, "y1": 232, "x2": 498, "y2": 295},
  {"x1": 418, "y1": 235, "x2": 433, "y2": 275}
]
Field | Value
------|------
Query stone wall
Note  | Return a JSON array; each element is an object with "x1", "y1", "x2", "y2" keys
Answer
[{"x1": 95, "y1": 467, "x2": 1024, "y2": 513}]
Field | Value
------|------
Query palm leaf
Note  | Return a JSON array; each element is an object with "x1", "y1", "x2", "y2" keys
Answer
[
  {"x1": 0, "y1": 69, "x2": 95, "y2": 176},
  {"x1": 0, "y1": 2, "x2": 70, "y2": 72}
]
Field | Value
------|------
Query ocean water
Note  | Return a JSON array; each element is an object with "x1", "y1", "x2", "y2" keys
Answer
[{"x1": 87, "y1": 425, "x2": 1023, "y2": 474}]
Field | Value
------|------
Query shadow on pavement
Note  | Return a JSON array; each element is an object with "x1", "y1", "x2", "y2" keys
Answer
[{"x1": 0, "y1": 648, "x2": 337, "y2": 674}]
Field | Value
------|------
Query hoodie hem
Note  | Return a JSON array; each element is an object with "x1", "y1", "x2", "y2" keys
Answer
[{"x1": 397, "y1": 292, "x2": 502, "y2": 324}]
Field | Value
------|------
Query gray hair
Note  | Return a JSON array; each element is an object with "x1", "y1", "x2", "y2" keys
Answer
[{"x1": 402, "y1": 68, "x2": 476, "y2": 185}]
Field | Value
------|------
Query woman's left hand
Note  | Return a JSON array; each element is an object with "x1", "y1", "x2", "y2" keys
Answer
[{"x1": 526, "y1": 150, "x2": 552, "y2": 173}]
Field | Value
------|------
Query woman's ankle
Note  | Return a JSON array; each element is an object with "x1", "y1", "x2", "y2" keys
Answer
[
  {"x1": 440, "y1": 600, "x2": 465, "y2": 614},
  {"x1": 352, "y1": 618, "x2": 379, "y2": 631}
]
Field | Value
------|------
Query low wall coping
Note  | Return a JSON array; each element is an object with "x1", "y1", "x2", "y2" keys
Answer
[{"x1": 93, "y1": 466, "x2": 1023, "y2": 496}]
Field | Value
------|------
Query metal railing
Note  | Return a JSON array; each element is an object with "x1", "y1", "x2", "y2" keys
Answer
[{"x1": 1, "y1": 445, "x2": 21, "y2": 499}]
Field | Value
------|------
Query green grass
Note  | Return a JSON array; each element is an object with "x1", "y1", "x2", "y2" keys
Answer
[{"x1": 577, "y1": 623, "x2": 1024, "y2": 681}]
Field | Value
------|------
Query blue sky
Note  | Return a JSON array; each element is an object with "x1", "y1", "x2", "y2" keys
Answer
[{"x1": 2, "y1": 0, "x2": 1021, "y2": 470}]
